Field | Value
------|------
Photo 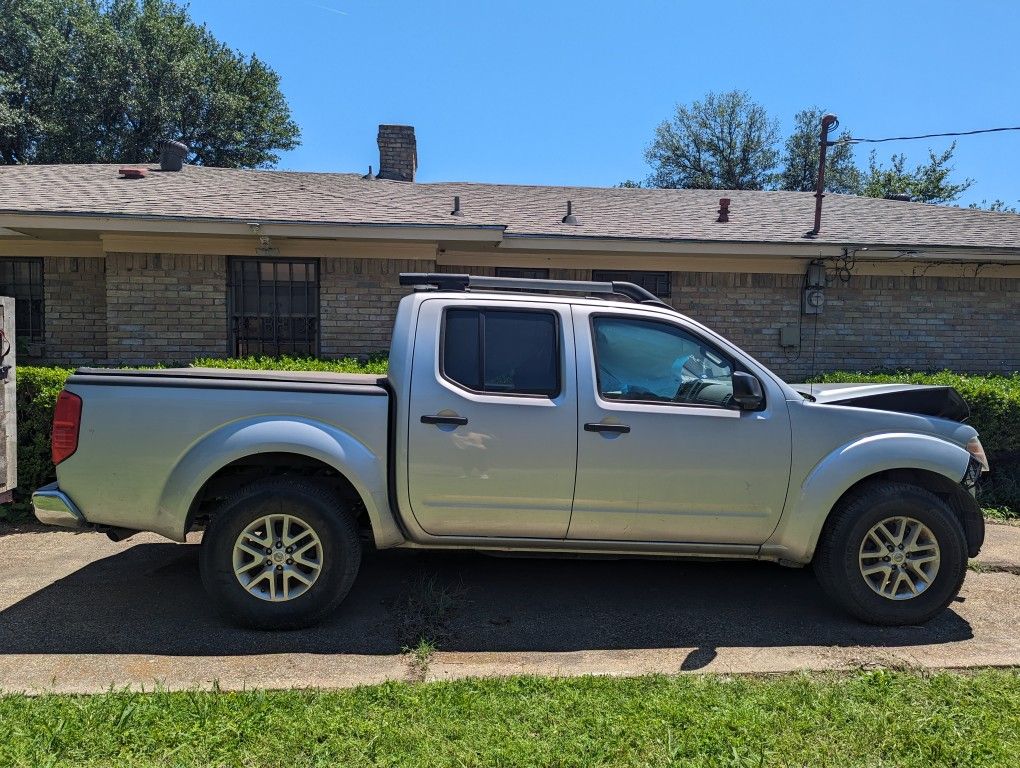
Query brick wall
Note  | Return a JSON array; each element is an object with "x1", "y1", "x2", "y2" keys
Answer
[
  {"x1": 39, "y1": 257, "x2": 107, "y2": 365},
  {"x1": 662, "y1": 271, "x2": 1019, "y2": 381},
  {"x1": 320, "y1": 257, "x2": 434, "y2": 358},
  {"x1": 30, "y1": 252, "x2": 1020, "y2": 378},
  {"x1": 105, "y1": 252, "x2": 227, "y2": 364}
]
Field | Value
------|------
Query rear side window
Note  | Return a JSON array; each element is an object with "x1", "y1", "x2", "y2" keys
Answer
[{"x1": 442, "y1": 308, "x2": 559, "y2": 396}]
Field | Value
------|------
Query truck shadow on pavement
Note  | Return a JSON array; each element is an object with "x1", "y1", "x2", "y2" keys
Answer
[{"x1": 0, "y1": 541, "x2": 972, "y2": 667}]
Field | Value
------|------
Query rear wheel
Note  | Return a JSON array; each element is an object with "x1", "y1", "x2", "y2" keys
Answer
[
  {"x1": 814, "y1": 481, "x2": 967, "y2": 626},
  {"x1": 200, "y1": 478, "x2": 361, "y2": 630}
]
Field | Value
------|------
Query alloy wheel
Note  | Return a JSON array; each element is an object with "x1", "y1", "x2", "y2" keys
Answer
[
  {"x1": 232, "y1": 513, "x2": 323, "y2": 602},
  {"x1": 858, "y1": 516, "x2": 941, "y2": 600}
]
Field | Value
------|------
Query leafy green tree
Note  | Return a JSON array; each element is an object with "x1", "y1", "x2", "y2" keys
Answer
[
  {"x1": 859, "y1": 144, "x2": 973, "y2": 204},
  {"x1": 616, "y1": 179, "x2": 643, "y2": 188},
  {"x1": 778, "y1": 107, "x2": 860, "y2": 194},
  {"x1": 645, "y1": 90, "x2": 780, "y2": 190},
  {"x1": 968, "y1": 199, "x2": 1019, "y2": 213},
  {"x1": 0, "y1": 0, "x2": 299, "y2": 167}
]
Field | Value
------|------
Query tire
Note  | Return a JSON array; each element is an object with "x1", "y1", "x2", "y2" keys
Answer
[
  {"x1": 199, "y1": 478, "x2": 361, "y2": 630},
  {"x1": 813, "y1": 481, "x2": 967, "y2": 626}
]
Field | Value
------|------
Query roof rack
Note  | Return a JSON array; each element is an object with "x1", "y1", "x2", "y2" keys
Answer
[{"x1": 398, "y1": 273, "x2": 670, "y2": 308}]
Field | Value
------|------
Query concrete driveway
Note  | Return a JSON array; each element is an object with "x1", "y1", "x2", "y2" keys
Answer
[{"x1": 0, "y1": 523, "x2": 1018, "y2": 693}]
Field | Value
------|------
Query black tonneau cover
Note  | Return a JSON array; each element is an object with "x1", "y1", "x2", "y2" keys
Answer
[
  {"x1": 71, "y1": 367, "x2": 389, "y2": 396},
  {"x1": 791, "y1": 383, "x2": 970, "y2": 422}
]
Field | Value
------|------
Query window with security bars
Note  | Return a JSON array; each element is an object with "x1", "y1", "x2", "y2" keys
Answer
[
  {"x1": 495, "y1": 267, "x2": 550, "y2": 280},
  {"x1": 0, "y1": 258, "x2": 45, "y2": 344},
  {"x1": 592, "y1": 269, "x2": 671, "y2": 298},
  {"x1": 229, "y1": 258, "x2": 319, "y2": 357}
]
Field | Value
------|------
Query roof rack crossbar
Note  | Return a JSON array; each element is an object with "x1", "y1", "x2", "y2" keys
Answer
[{"x1": 398, "y1": 273, "x2": 669, "y2": 307}]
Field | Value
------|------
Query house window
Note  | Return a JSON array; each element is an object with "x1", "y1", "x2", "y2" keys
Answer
[
  {"x1": 0, "y1": 257, "x2": 45, "y2": 344},
  {"x1": 228, "y1": 257, "x2": 319, "y2": 357},
  {"x1": 442, "y1": 308, "x2": 560, "y2": 396},
  {"x1": 592, "y1": 269, "x2": 671, "y2": 299},
  {"x1": 495, "y1": 267, "x2": 550, "y2": 280}
]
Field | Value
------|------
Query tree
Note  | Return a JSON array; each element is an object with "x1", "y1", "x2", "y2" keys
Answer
[
  {"x1": 0, "y1": 0, "x2": 300, "y2": 167},
  {"x1": 645, "y1": 90, "x2": 780, "y2": 190},
  {"x1": 859, "y1": 144, "x2": 973, "y2": 205},
  {"x1": 778, "y1": 108, "x2": 861, "y2": 194},
  {"x1": 968, "y1": 199, "x2": 1019, "y2": 214}
]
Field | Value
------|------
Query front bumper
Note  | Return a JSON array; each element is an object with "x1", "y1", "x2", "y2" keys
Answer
[{"x1": 32, "y1": 483, "x2": 88, "y2": 530}]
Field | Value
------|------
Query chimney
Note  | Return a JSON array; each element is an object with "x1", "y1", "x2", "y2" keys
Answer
[{"x1": 376, "y1": 125, "x2": 417, "y2": 182}]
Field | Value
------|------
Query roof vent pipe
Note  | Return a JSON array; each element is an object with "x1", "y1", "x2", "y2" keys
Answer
[
  {"x1": 158, "y1": 140, "x2": 188, "y2": 171},
  {"x1": 717, "y1": 197, "x2": 730, "y2": 223},
  {"x1": 450, "y1": 195, "x2": 463, "y2": 216},
  {"x1": 805, "y1": 113, "x2": 839, "y2": 238},
  {"x1": 562, "y1": 200, "x2": 579, "y2": 225}
]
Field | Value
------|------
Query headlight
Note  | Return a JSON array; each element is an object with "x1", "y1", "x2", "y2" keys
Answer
[{"x1": 966, "y1": 436, "x2": 990, "y2": 472}]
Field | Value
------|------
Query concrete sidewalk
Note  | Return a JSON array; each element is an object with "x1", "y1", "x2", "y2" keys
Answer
[{"x1": 0, "y1": 522, "x2": 1017, "y2": 693}]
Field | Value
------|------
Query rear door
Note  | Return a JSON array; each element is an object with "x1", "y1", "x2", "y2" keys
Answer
[
  {"x1": 569, "y1": 306, "x2": 792, "y2": 545},
  {"x1": 406, "y1": 299, "x2": 577, "y2": 538}
]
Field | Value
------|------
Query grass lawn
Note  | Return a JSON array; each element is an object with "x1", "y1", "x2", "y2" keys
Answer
[{"x1": 2, "y1": 670, "x2": 1019, "y2": 767}]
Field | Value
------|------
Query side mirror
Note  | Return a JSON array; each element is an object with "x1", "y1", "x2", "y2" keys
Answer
[{"x1": 731, "y1": 372, "x2": 764, "y2": 410}]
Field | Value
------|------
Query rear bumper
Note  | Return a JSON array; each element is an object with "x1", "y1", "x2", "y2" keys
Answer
[{"x1": 32, "y1": 483, "x2": 88, "y2": 530}]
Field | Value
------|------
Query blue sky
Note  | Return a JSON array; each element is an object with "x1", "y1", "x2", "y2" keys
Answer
[{"x1": 186, "y1": 0, "x2": 1020, "y2": 207}]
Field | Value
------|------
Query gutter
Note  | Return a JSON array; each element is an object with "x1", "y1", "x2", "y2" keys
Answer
[{"x1": 0, "y1": 212, "x2": 507, "y2": 243}]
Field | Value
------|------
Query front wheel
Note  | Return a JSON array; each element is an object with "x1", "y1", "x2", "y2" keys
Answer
[
  {"x1": 813, "y1": 481, "x2": 967, "y2": 626},
  {"x1": 200, "y1": 478, "x2": 361, "y2": 630}
]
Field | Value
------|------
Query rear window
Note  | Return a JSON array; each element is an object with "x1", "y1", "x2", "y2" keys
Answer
[{"x1": 442, "y1": 308, "x2": 559, "y2": 396}]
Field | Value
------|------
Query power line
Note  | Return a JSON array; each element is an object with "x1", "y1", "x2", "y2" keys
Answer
[{"x1": 836, "y1": 125, "x2": 1020, "y2": 144}]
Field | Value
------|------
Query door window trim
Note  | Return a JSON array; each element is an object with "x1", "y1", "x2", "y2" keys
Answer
[
  {"x1": 439, "y1": 306, "x2": 563, "y2": 399},
  {"x1": 588, "y1": 313, "x2": 763, "y2": 411}
]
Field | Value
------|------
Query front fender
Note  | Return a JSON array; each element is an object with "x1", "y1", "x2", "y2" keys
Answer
[
  {"x1": 153, "y1": 416, "x2": 403, "y2": 547},
  {"x1": 761, "y1": 432, "x2": 971, "y2": 564}
]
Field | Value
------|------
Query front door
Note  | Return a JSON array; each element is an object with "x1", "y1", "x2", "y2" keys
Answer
[
  {"x1": 569, "y1": 307, "x2": 792, "y2": 544},
  {"x1": 406, "y1": 299, "x2": 577, "y2": 538}
]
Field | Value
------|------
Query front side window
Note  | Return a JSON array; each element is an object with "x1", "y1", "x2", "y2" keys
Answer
[
  {"x1": 593, "y1": 316, "x2": 736, "y2": 408},
  {"x1": 443, "y1": 308, "x2": 559, "y2": 396},
  {"x1": 229, "y1": 257, "x2": 319, "y2": 356},
  {"x1": 0, "y1": 257, "x2": 44, "y2": 344}
]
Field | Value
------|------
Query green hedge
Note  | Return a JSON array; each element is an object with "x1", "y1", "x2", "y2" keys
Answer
[
  {"x1": 3, "y1": 366, "x2": 74, "y2": 521},
  {"x1": 3, "y1": 364, "x2": 1016, "y2": 524},
  {"x1": 192, "y1": 354, "x2": 389, "y2": 374}
]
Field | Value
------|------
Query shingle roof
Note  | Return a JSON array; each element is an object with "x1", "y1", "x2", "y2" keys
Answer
[{"x1": 1, "y1": 163, "x2": 1019, "y2": 251}]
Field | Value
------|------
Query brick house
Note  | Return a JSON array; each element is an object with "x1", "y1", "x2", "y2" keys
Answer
[{"x1": 0, "y1": 124, "x2": 1016, "y2": 380}]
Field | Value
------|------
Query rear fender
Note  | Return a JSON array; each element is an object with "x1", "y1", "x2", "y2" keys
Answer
[
  {"x1": 154, "y1": 417, "x2": 403, "y2": 546},
  {"x1": 761, "y1": 432, "x2": 971, "y2": 564}
]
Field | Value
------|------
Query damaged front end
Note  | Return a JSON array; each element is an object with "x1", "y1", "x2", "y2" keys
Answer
[
  {"x1": 792, "y1": 382, "x2": 990, "y2": 557},
  {"x1": 792, "y1": 382, "x2": 971, "y2": 422}
]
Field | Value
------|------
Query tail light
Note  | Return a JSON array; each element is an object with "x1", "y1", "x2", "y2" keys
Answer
[{"x1": 52, "y1": 390, "x2": 82, "y2": 465}]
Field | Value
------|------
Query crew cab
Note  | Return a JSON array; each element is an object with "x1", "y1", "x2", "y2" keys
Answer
[{"x1": 33, "y1": 273, "x2": 988, "y2": 629}]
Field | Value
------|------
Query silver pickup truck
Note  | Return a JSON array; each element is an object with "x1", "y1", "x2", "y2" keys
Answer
[{"x1": 33, "y1": 273, "x2": 988, "y2": 629}]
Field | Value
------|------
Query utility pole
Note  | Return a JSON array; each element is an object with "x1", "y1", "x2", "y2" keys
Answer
[{"x1": 807, "y1": 114, "x2": 839, "y2": 238}]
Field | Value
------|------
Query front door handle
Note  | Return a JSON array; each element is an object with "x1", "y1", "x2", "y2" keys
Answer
[
  {"x1": 584, "y1": 422, "x2": 630, "y2": 434},
  {"x1": 421, "y1": 414, "x2": 469, "y2": 426}
]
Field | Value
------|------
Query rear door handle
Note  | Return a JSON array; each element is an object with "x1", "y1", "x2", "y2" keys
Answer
[
  {"x1": 421, "y1": 414, "x2": 469, "y2": 426},
  {"x1": 584, "y1": 422, "x2": 630, "y2": 434}
]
